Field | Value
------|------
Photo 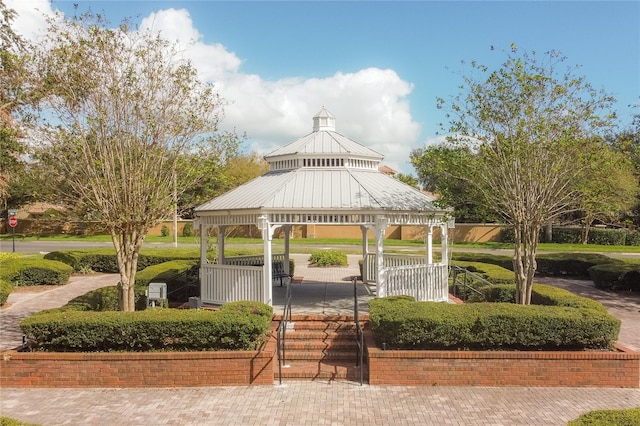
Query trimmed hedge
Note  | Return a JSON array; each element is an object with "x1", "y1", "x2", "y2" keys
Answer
[
  {"x1": 370, "y1": 290, "x2": 620, "y2": 351},
  {"x1": 44, "y1": 248, "x2": 200, "y2": 273},
  {"x1": 568, "y1": 408, "x2": 640, "y2": 426},
  {"x1": 0, "y1": 279, "x2": 13, "y2": 306},
  {"x1": 451, "y1": 252, "x2": 513, "y2": 270},
  {"x1": 0, "y1": 258, "x2": 73, "y2": 286},
  {"x1": 588, "y1": 260, "x2": 640, "y2": 292},
  {"x1": 43, "y1": 285, "x2": 147, "y2": 313},
  {"x1": 309, "y1": 250, "x2": 348, "y2": 267},
  {"x1": 451, "y1": 260, "x2": 514, "y2": 284},
  {"x1": 20, "y1": 301, "x2": 273, "y2": 352},
  {"x1": 0, "y1": 417, "x2": 39, "y2": 426},
  {"x1": 535, "y1": 253, "x2": 613, "y2": 277},
  {"x1": 500, "y1": 226, "x2": 639, "y2": 245}
]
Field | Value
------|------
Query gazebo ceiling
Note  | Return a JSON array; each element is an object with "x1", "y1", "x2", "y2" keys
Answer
[{"x1": 195, "y1": 107, "x2": 450, "y2": 220}]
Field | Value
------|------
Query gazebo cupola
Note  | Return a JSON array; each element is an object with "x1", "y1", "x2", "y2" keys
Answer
[{"x1": 265, "y1": 107, "x2": 383, "y2": 173}]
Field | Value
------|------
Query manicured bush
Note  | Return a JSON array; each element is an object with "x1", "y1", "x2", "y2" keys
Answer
[
  {"x1": 451, "y1": 252, "x2": 513, "y2": 271},
  {"x1": 451, "y1": 261, "x2": 514, "y2": 284},
  {"x1": 551, "y1": 227, "x2": 583, "y2": 244},
  {"x1": 568, "y1": 408, "x2": 640, "y2": 426},
  {"x1": 0, "y1": 279, "x2": 13, "y2": 306},
  {"x1": 44, "y1": 248, "x2": 200, "y2": 273},
  {"x1": 625, "y1": 231, "x2": 640, "y2": 246},
  {"x1": 20, "y1": 301, "x2": 272, "y2": 352},
  {"x1": 369, "y1": 292, "x2": 620, "y2": 351},
  {"x1": 182, "y1": 222, "x2": 194, "y2": 237},
  {"x1": 0, "y1": 417, "x2": 39, "y2": 426},
  {"x1": 535, "y1": 252, "x2": 613, "y2": 277},
  {"x1": 587, "y1": 228, "x2": 627, "y2": 245},
  {"x1": 309, "y1": 250, "x2": 348, "y2": 267},
  {"x1": 0, "y1": 258, "x2": 73, "y2": 286},
  {"x1": 588, "y1": 261, "x2": 640, "y2": 292},
  {"x1": 160, "y1": 225, "x2": 169, "y2": 237}
]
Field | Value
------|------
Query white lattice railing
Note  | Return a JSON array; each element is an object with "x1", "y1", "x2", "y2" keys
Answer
[
  {"x1": 362, "y1": 253, "x2": 428, "y2": 283},
  {"x1": 221, "y1": 253, "x2": 285, "y2": 266},
  {"x1": 383, "y1": 263, "x2": 449, "y2": 302},
  {"x1": 200, "y1": 264, "x2": 265, "y2": 305}
]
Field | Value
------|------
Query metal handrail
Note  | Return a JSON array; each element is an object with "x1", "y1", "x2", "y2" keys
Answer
[
  {"x1": 449, "y1": 265, "x2": 493, "y2": 301},
  {"x1": 353, "y1": 276, "x2": 364, "y2": 386},
  {"x1": 276, "y1": 277, "x2": 292, "y2": 385}
]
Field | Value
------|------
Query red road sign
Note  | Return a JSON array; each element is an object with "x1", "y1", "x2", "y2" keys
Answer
[{"x1": 8, "y1": 217, "x2": 17, "y2": 227}]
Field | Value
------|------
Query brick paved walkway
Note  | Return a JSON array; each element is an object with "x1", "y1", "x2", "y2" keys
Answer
[
  {"x1": 1, "y1": 383, "x2": 639, "y2": 425},
  {"x1": 1, "y1": 254, "x2": 639, "y2": 425}
]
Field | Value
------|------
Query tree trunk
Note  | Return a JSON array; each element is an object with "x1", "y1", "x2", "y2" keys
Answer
[
  {"x1": 543, "y1": 222, "x2": 553, "y2": 243},
  {"x1": 581, "y1": 215, "x2": 593, "y2": 245},
  {"x1": 513, "y1": 220, "x2": 539, "y2": 305},
  {"x1": 111, "y1": 227, "x2": 144, "y2": 311}
]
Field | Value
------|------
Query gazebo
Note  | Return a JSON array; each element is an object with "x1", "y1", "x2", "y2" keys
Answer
[{"x1": 194, "y1": 107, "x2": 454, "y2": 307}]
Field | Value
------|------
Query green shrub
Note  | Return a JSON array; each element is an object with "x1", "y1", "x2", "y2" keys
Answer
[
  {"x1": 0, "y1": 279, "x2": 13, "y2": 306},
  {"x1": 451, "y1": 261, "x2": 514, "y2": 284},
  {"x1": 21, "y1": 301, "x2": 272, "y2": 352},
  {"x1": 160, "y1": 225, "x2": 169, "y2": 237},
  {"x1": 44, "y1": 248, "x2": 200, "y2": 273},
  {"x1": 182, "y1": 222, "x2": 194, "y2": 237},
  {"x1": 551, "y1": 227, "x2": 583, "y2": 244},
  {"x1": 369, "y1": 293, "x2": 619, "y2": 351},
  {"x1": 568, "y1": 408, "x2": 640, "y2": 426},
  {"x1": 625, "y1": 231, "x2": 640, "y2": 246},
  {"x1": 0, "y1": 258, "x2": 73, "y2": 286},
  {"x1": 535, "y1": 253, "x2": 613, "y2": 277},
  {"x1": 0, "y1": 252, "x2": 21, "y2": 263},
  {"x1": 587, "y1": 228, "x2": 627, "y2": 245},
  {"x1": 309, "y1": 250, "x2": 348, "y2": 267},
  {"x1": 0, "y1": 417, "x2": 40, "y2": 426},
  {"x1": 452, "y1": 252, "x2": 513, "y2": 270},
  {"x1": 588, "y1": 261, "x2": 640, "y2": 292}
]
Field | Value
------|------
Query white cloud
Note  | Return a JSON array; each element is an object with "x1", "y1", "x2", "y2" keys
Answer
[
  {"x1": 5, "y1": 0, "x2": 55, "y2": 42},
  {"x1": 8, "y1": 4, "x2": 421, "y2": 173}
]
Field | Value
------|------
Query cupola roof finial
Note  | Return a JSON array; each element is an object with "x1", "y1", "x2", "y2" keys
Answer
[{"x1": 313, "y1": 106, "x2": 336, "y2": 132}]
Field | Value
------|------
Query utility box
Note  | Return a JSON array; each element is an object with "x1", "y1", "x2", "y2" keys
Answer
[
  {"x1": 188, "y1": 296, "x2": 202, "y2": 309},
  {"x1": 147, "y1": 282, "x2": 167, "y2": 308}
]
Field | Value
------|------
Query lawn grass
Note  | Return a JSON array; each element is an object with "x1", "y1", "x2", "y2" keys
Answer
[{"x1": 2, "y1": 233, "x2": 638, "y2": 253}]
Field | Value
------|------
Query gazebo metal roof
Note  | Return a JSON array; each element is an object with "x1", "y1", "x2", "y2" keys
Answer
[{"x1": 195, "y1": 107, "x2": 448, "y2": 221}]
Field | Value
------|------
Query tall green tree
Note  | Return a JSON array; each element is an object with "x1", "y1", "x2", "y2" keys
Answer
[
  {"x1": 31, "y1": 12, "x2": 225, "y2": 310},
  {"x1": 439, "y1": 46, "x2": 615, "y2": 304},
  {"x1": 410, "y1": 144, "x2": 499, "y2": 223},
  {"x1": 0, "y1": 0, "x2": 29, "y2": 211},
  {"x1": 609, "y1": 114, "x2": 640, "y2": 227},
  {"x1": 572, "y1": 138, "x2": 638, "y2": 242}
]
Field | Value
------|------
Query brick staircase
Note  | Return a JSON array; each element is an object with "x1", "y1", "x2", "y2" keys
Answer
[{"x1": 274, "y1": 314, "x2": 368, "y2": 383}]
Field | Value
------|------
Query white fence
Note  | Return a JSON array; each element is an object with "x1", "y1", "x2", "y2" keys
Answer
[
  {"x1": 200, "y1": 254, "x2": 287, "y2": 305},
  {"x1": 200, "y1": 264, "x2": 265, "y2": 305},
  {"x1": 384, "y1": 263, "x2": 449, "y2": 302},
  {"x1": 363, "y1": 253, "x2": 428, "y2": 283}
]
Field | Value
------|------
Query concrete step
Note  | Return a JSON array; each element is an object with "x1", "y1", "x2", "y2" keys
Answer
[{"x1": 278, "y1": 360, "x2": 367, "y2": 382}]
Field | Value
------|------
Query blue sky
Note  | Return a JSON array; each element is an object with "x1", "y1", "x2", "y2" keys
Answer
[{"x1": 9, "y1": 1, "x2": 640, "y2": 174}]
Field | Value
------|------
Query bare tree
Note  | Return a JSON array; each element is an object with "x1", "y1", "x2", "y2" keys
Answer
[
  {"x1": 31, "y1": 12, "x2": 224, "y2": 310},
  {"x1": 439, "y1": 47, "x2": 616, "y2": 304}
]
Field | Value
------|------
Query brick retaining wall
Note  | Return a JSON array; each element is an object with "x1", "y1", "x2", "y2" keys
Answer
[
  {"x1": 1, "y1": 331, "x2": 277, "y2": 388},
  {"x1": 365, "y1": 331, "x2": 640, "y2": 388}
]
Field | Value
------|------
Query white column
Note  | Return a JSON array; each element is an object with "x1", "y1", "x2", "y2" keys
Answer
[
  {"x1": 426, "y1": 225, "x2": 433, "y2": 264},
  {"x1": 199, "y1": 223, "x2": 208, "y2": 265},
  {"x1": 217, "y1": 225, "x2": 226, "y2": 264},
  {"x1": 283, "y1": 224, "x2": 291, "y2": 277},
  {"x1": 441, "y1": 223, "x2": 448, "y2": 265},
  {"x1": 257, "y1": 215, "x2": 274, "y2": 305},
  {"x1": 360, "y1": 225, "x2": 370, "y2": 282},
  {"x1": 373, "y1": 217, "x2": 389, "y2": 297}
]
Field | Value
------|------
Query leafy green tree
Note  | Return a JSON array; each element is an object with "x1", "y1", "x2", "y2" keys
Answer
[
  {"x1": 609, "y1": 114, "x2": 640, "y2": 227},
  {"x1": 410, "y1": 144, "x2": 499, "y2": 222},
  {"x1": 439, "y1": 46, "x2": 615, "y2": 304},
  {"x1": 31, "y1": 12, "x2": 225, "y2": 311},
  {"x1": 0, "y1": 0, "x2": 29, "y2": 211},
  {"x1": 572, "y1": 138, "x2": 638, "y2": 242},
  {"x1": 394, "y1": 172, "x2": 420, "y2": 189}
]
